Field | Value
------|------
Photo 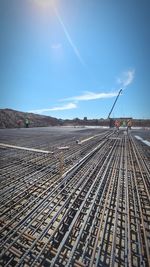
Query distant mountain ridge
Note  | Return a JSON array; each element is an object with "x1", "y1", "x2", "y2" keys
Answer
[{"x1": 0, "y1": 109, "x2": 60, "y2": 128}]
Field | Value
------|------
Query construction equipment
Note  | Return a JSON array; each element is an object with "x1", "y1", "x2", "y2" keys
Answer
[{"x1": 108, "y1": 89, "x2": 122, "y2": 127}]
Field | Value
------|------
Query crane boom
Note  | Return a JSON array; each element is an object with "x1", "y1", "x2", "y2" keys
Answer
[{"x1": 108, "y1": 89, "x2": 122, "y2": 119}]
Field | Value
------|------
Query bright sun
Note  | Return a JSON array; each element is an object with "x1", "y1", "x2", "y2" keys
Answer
[{"x1": 33, "y1": 0, "x2": 54, "y2": 8}]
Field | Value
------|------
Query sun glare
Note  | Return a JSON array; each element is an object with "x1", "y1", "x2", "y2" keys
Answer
[{"x1": 33, "y1": 0, "x2": 54, "y2": 8}]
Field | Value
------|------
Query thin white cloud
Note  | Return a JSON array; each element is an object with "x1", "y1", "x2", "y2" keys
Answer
[
  {"x1": 61, "y1": 91, "x2": 118, "y2": 102},
  {"x1": 29, "y1": 103, "x2": 77, "y2": 114},
  {"x1": 117, "y1": 69, "x2": 135, "y2": 89}
]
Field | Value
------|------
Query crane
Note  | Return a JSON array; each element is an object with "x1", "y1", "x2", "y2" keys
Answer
[{"x1": 108, "y1": 89, "x2": 122, "y2": 127}]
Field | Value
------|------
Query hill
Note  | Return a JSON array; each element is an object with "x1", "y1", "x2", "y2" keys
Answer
[
  {"x1": 0, "y1": 109, "x2": 150, "y2": 128},
  {"x1": 0, "y1": 109, "x2": 60, "y2": 128}
]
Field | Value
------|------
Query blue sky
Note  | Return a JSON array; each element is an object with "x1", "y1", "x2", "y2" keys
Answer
[{"x1": 0, "y1": 0, "x2": 150, "y2": 119}]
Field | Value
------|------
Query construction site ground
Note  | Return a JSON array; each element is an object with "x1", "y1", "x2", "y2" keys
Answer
[{"x1": 0, "y1": 126, "x2": 150, "y2": 267}]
